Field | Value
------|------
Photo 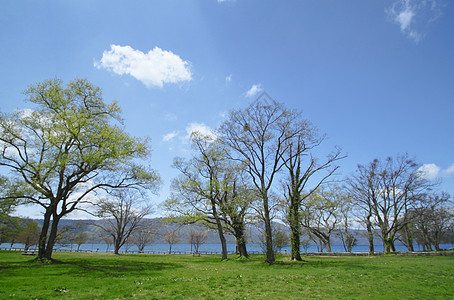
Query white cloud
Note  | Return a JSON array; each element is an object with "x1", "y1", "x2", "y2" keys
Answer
[
  {"x1": 245, "y1": 84, "x2": 263, "y2": 98},
  {"x1": 225, "y1": 74, "x2": 233, "y2": 83},
  {"x1": 443, "y1": 163, "x2": 454, "y2": 176},
  {"x1": 418, "y1": 162, "x2": 454, "y2": 180},
  {"x1": 162, "y1": 131, "x2": 179, "y2": 142},
  {"x1": 185, "y1": 122, "x2": 217, "y2": 140},
  {"x1": 418, "y1": 163, "x2": 441, "y2": 180},
  {"x1": 386, "y1": 0, "x2": 443, "y2": 43},
  {"x1": 95, "y1": 45, "x2": 192, "y2": 88}
]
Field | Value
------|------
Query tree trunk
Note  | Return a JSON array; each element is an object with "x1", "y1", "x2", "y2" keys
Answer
[
  {"x1": 289, "y1": 198, "x2": 302, "y2": 261},
  {"x1": 366, "y1": 216, "x2": 375, "y2": 256},
  {"x1": 44, "y1": 214, "x2": 61, "y2": 260},
  {"x1": 383, "y1": 239, "x2": 392, "y2": 254},
  {"x1": 325, "y1": 239, "x2": 332, "y2": 253},
  {"x1": 232, "y1": 222, "x2": 248, "y2": 258},
  {"x1": 211, "y1": 201, "x2": 228, "y2": 260},
  {"x1": 403, "y1": 224, "x2": 414, "y2": 252},
  {"x1": 114, "y1": 239, "x2": 121, "y2": 254},
  {"x1": 263, "y1": 195, "x2": 275, "y2": 263},
  {"x1": 37, "y1": 209, "x2": 52, "y2": 261}
]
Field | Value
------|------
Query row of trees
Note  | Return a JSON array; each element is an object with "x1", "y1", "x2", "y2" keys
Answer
[
  {"x1": 0, "y1": 79, "x2": 451, "y2": 262},
  {"x1": 165, "y1": 93, "x2": 452, "y2": 262}
]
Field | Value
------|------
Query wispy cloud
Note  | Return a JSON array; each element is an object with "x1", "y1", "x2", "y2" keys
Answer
[
  {"x1": 164, "y1": 113, "x2": 178, "y2": 121},
  {"x1": 162, "y1": 131, "x2": 179, "y2": 142},
  {"x1": 95, "y1": 45, "x2": 192, "y2": 88},
  {"x1": 225, "y1": 74, "x2": 233, "y2": 83},
  {"x1": 245, "y1": 84, "x2": 263, "y2": 98},
  {"x1": 386, "y1": 0, "x2": 444, "y2": 43}
]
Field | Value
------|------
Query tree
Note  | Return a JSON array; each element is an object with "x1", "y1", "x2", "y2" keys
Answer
[
  {"x1": 406, "y1": 193, "x2": 453, "y2": 251},
  {"x1": 168, "y1": 133, "x2": 229, "y2": 259},
  {"x1": 188, "y1": 230, "x2": 208, "y2": 253},
  {"x1": 129, "y1": 225, "x2": 156, "y2": 252},
  {"x1": 166, "y1": 132, "x2": 251, "y2": 259},
  {"x1": 282, "y1": 131, "x2": 344, "y2": 260},
  {"x1": 73, "y1": 232, "x2": 90, "y2": 251},
  {"x1": 300, "y1": 185, "x2": 345, "y2": 253},
  {"x1": 348, "y1": 154, "x2": 432, "y2": 254},
  {"x1": 163, "y1": 231, "x2": 181, "y2": 254},
  {"x1": 94, "y1": 189, "x2": 153, "y2": 254},
  {"x1": 0, "y1": 79, "x2": 160, "y2": 261},
  {"x1": 17, "y1": 220, "x2": 40, "y2": 250},
  {"x1": 258, "y1": 223, "x2": 289, "y2": 254},
  {"x1": 219, "y1": 92, "x2": 310, "y2": 263},
  {"x1": 337, "y1": 198, "x2": 358, "y2": 253}
]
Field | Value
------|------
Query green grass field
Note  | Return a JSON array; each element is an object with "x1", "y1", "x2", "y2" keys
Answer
[{"x1": 0, "y1": 251, "x2": 453, "y2": 299}]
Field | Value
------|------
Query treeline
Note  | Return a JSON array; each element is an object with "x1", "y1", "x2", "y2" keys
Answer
[
  {"x1": 164, "y1": 94, "x2": 453, "y2": 262},
  {"x1": 0, "y1": 79, "x2": 452, "y2": 262}
]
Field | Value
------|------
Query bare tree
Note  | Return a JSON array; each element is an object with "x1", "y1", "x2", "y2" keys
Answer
[
  {"x1": 348, "y1": 154, "x2": 433, "y2": 253},
  {"x1": 405, "y1": 192, "x2": 452, "y2": 251},
  {"x1": 219, "y1": 92, "x2": 310, "y2": 263},
  {"x1": 94, "y1": 189, "x2": 153, "y2": 254},
  {"x1": 163, "y1": 231, "x2": 181, "y2": 254},
  {"x1": 129, "y1": 225, "x2": 156, "y2": 252},
  {"x1": 188, "y1": 230, "x2": 208, "y2": 254},
  {"x1": 337, "y1": 198, "x2": 358, "y2": 253}
]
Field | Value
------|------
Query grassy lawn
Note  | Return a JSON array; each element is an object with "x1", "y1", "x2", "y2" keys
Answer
[{"x1": 0, "y1": 251, "x2": 453, "y2": 299}]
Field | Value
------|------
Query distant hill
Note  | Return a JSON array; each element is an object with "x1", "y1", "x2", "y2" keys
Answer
[{"x1": 33, "y1": 217, "x2": 384, "y2": 246}]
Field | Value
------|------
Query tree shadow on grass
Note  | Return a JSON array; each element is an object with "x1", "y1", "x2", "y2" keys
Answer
[
  {"x1": 0, "y1": 257, "x2": 182, "y2": 278},
  {"x1": 53, "y1": 258, "x2": 182, "y2": 277}
]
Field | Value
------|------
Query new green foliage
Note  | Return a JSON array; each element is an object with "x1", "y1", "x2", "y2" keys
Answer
[{"x1": 0, "y1": 79, "x2": 160, "y2": 260}]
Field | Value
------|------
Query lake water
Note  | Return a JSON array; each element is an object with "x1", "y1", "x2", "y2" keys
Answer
[{"x1": 2, "y1": 242, "x2": 453, "y2": 253}]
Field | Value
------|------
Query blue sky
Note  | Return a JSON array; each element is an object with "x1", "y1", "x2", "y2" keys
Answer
[{"x1": 1, "y1": 0, "x2": 453, "y2": 218}]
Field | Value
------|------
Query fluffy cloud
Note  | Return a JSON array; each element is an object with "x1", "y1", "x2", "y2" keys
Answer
[
  {"x1": 386, "y1": 0, "x2": 443, "y2": 43},
  {"x1": 418, "y1": 162, "x2": 454, "y2": 180},
  {"x1": 245, "y1": 84, "x2": 263, "y2": 98},
  {"x1": 418, "y1": 163, "x2": 441, "y2": 180},
  {"x1": 185, "y1": 122, "x2": 217, "y2": 140},
  {"x1": 95, "y1": 45, "x2": 192, "y2": 88}
]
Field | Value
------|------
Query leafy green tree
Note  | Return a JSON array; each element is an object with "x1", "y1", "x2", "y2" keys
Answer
[
  {"x1": 0, "y1": 79, "x2": 160, "y2": 261},
  {"x1": 17, "y1": 220, "x2": 40, "y2": 250},
  {"x1": 282, "y1": 132, "x2": 343, "y2": 260},
  {"x1": 166, "y1": 132, "x2": 251, "y2": 259},
  {"x1": 73, "y1": 232, "x2": 90, "y2": 251},
  {"x1": 300, "y1": 185, "x2": 346, "y2": 253}
]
